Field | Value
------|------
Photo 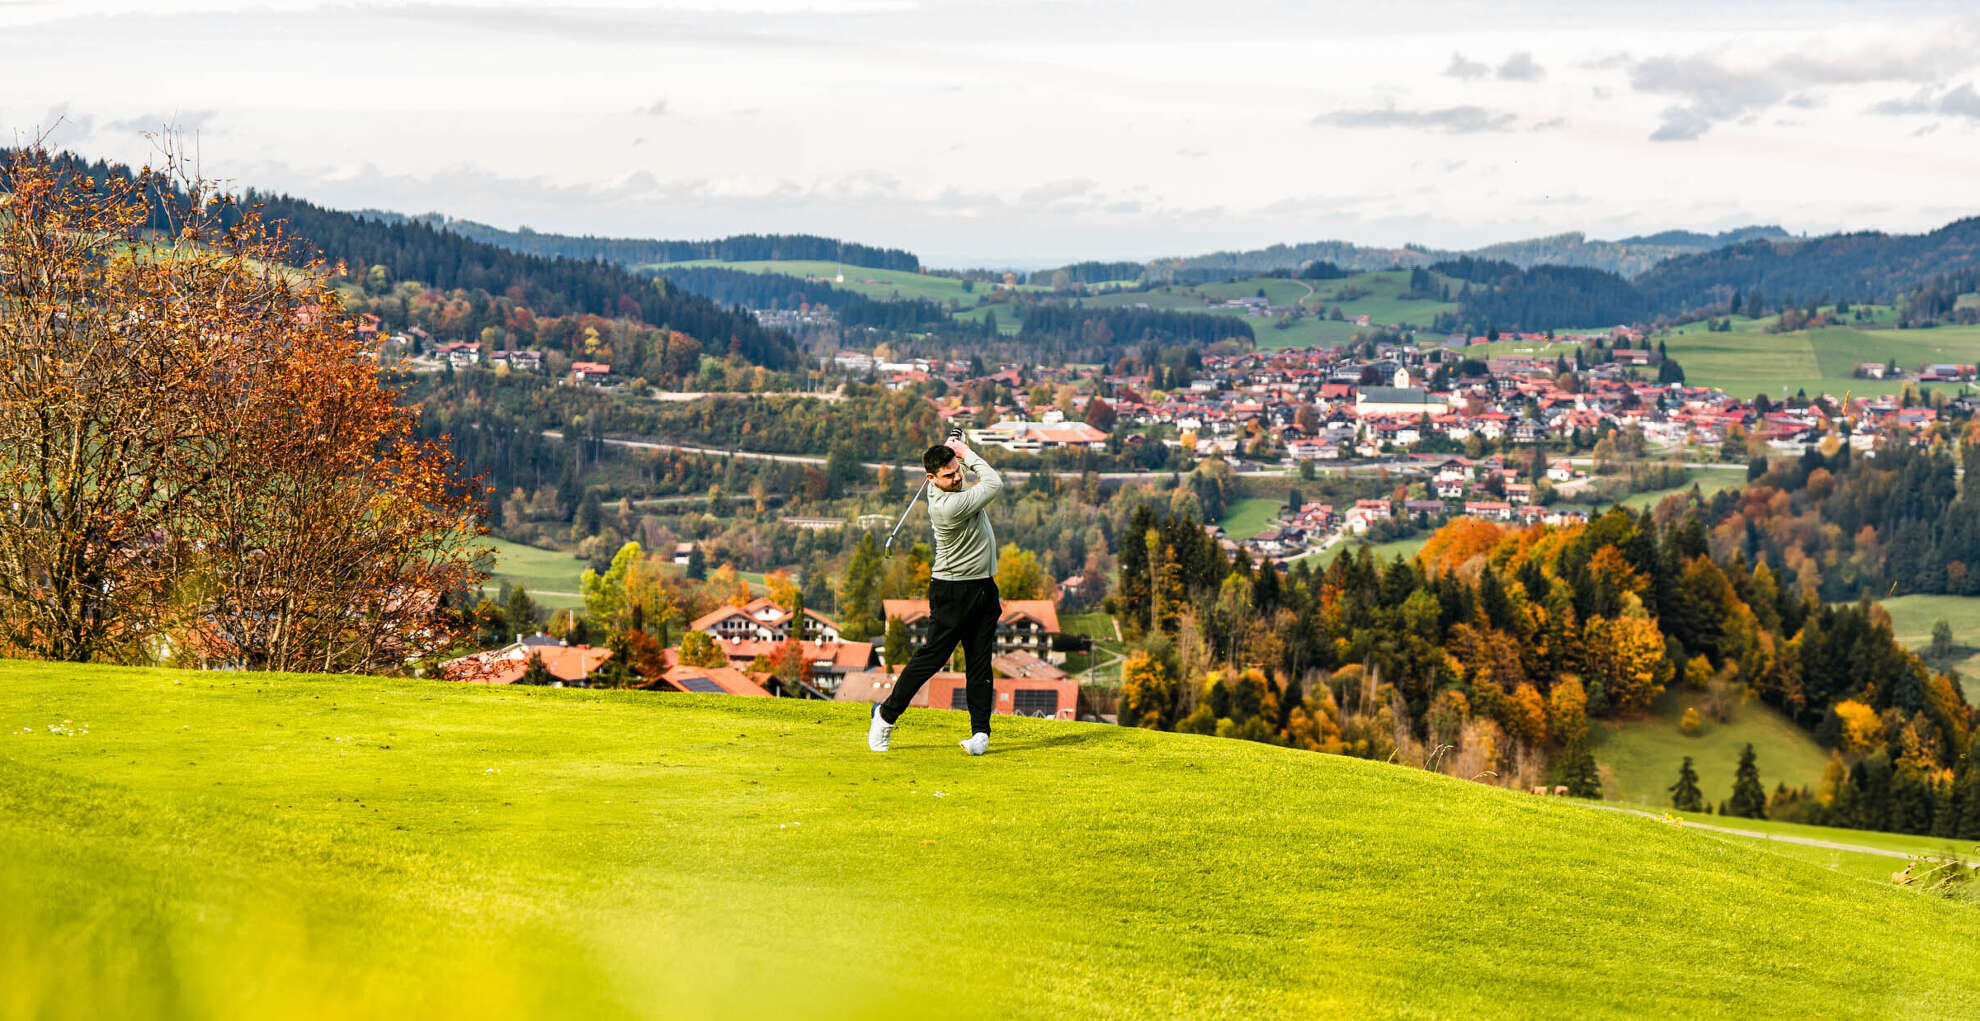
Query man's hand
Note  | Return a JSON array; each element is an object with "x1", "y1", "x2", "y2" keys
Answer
[{"x1": 946, "y1": 438, "x2": 976, "y2": 461}]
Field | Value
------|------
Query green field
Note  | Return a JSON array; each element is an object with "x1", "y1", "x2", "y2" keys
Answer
[
  {"x1": 1453, "y1": 312, "x2": 1980, "y2": 403},
  {"x1": 1875, "y1": 594, "x2": 1980, "y2": 702},
  {"x1": 1302, "y1": 533, "x2": 1430, "y2": 566},
  {"x1": 1056, "y1": 611, "x2": 1119, "y2": 642},
  {"x1": 1593, "y1": 687, "x2": 1831, "y2": 809},
  {"x1": 1614, "y1": 466, "x2": 1747, "y2": 511},
  {"x1": 648, "y1": 259, "x2": 1045, "y2": 306},
  {"x1": 7, "y1": 661, "x2": 1980, "y2": 1019},
  {"x1": 480, "y1": 537, "x2": 590, "y2": 610},
  {"x1": 1663, "y1": 323, "x2": 1980, "y2": 401},
  {"x1": 1214, "y1": 497, "x2": 1284, "y2": 541}
]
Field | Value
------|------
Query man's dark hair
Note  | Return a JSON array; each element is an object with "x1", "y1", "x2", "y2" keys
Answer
[{"x1": 922, "y1": 444, "x2": 957, "y2": 475}]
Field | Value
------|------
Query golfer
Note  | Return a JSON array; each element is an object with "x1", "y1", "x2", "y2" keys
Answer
[{"x1": 868, "y1": 434, "x2": 1003, "y2": 755}]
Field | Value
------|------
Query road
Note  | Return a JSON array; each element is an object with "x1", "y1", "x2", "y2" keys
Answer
[{"x1": 1579, "y1": 802, "x2": 1966, "y2": 862}]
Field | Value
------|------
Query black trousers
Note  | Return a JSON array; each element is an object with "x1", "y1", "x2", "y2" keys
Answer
[{"x1": 879, "y1": 576, "x2": 1001, "y2": 735}]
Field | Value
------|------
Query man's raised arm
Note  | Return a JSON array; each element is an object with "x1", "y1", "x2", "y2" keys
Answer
[{"x1": 945, "y1": 441, "x2": 1003, "y2": 516}]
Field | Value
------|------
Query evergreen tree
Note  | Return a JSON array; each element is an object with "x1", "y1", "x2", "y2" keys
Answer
[
  {"x1": 504, "y1": 585, "x2": 540, "y2": 640},
  {"x1": 883, "y1": 614, "x2": 909, "y2": 669},
  {"x1": 1727, "y1": 743, "x2": 1767, "y2": 819},
  {"x1": 836, "y1": 532, "x2": 885, "y2": 639},
  {"x1": 1556, "y1": 739, "x2": 1602, "y2": 798},
  {"x1": 1670, "y1": 755, "x2": 1704, "y2": 811},
  {"x1": 519, "y1": 651, "x2": 553, "y2": 686}
]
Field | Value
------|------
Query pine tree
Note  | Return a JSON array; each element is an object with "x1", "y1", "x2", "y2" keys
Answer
[
  {"x1": 504, "y1": 585, "x2": 540, "y2": 641},
  {"x1": 1556, "y1": 738, "x2": 1602, "y2": 798},
  {"x1": 883, "y1": 615, "x2": 908, "y2": 670},
  {"x1": 519, "y1": 651, "x2": 553, "y2": 686},
  {"x1": 1727, "y1": 743, "x2": 1767, "y2": 819},
  {"x1": 1669, "y1": 755, "x2": 1704, "y2": 811}
]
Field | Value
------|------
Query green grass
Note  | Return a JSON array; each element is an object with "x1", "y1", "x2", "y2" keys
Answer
[
  {"x1": 1593, "y1": 687, "x2": 1832, "y2": 809},
  {"x1": 1456, "y1": 312, "x2": 1980, "y2": 402},
  {"x1": 647, "y1": 260, "x2": 1044, "y2": 306},
  {"x1": 1588, "y1": 804, "x2": 1976, "y2": 885},
  {"x1": 1663, "y1": 323, "x2": 1980, "y2": 401},
  {"x1": 1057, "y1": 611, "x2": 1118, "y2": 642},
  {"x1": 480, "y1": 537, "x2": 589, "y2": 610},
  {"x1": 1874, "y1": 594, "x2": 1980, "y2": 702},
  {"x1": 1214, "y1": 497, "x2": 1284, "y2": 541},
  {"x1": 5, "y1": 661, "x2": 1980, "y2": 1019},
  {"x1": 1614, "y1": 466, "x2": 1747, "y2": 511},
  {"x1": 1302, "y1": 534, "x2": 1429, "y2": 566}
]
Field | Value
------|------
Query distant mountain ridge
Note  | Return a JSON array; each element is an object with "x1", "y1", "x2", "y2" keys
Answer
[
  {"x1": 1447, "y1": 216, "x2": 1980, "y2": 331},
  {"x1": 1149, "y1": 226, "x2": 1790, "y2": 283}
]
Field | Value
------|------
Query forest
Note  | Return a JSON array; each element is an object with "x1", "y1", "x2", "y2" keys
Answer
[
  {"x1": 389, "y1": 215, "x2": 921, "y2": 271},
  {"x1": 1108, "y1": 499, "x2": 1980, "y2": 838},
  {"x1": 0, "y1": 150, "x2": 805, "y2": 373},
  {"x1": 1699, "y1": 434, "x2": 1980, "y2": 600}
]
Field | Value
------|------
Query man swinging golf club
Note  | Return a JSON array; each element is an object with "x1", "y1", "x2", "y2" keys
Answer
[{"x1": 868, "y1": 428, "x2": 1003, "y2": 755}]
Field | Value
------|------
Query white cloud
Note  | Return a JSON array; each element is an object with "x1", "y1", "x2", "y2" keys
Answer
[
  {"x1": 1313, "y1": 105, "x2": 1519, "y2": 134},
  {"x1": 1443, "y1": 53, "x2": 1489, "y2": 80},
  {"x1": 1497, "y1": 52, "x2": 1546, "y2": 82}
]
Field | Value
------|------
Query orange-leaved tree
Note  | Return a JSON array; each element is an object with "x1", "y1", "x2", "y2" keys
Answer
[{"x1": 0, "y1": 144, "x2": 485, "y2": 670}]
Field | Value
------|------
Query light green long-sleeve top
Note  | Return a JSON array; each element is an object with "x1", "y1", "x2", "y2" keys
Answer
[{"x1": 928, "y1": 449, "x2": 1003, "y2": 580}]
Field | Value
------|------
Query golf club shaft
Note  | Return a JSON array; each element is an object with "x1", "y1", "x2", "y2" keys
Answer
[
  {"x1": 883, "y1": 429, "x2": 962, "y2": 552},
  {"x1": 884, "y1": 479, "x2": 928, "y2": 552}
]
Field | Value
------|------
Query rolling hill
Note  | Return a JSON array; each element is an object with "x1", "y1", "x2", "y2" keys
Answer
[{"x1": 5, "y1": 661, "x2": 1977, "y2": 1019}]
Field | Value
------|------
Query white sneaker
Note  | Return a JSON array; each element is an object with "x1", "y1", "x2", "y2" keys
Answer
[
  {"x1": 960, "y1": 732, "x2": 989, "y2": 756},
  {"x1": 868, "y1": 703, "x2": 895, "y2": 752}
]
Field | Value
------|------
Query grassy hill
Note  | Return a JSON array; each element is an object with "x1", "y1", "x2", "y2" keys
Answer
[
  {"x1": 479, "y1": 537, "x2": 591, "y2": 610},
  {"x1": 647, "y1": 259, "x2": 1041, "y2": 305},
  {"x1": 1876, "y1": 594, "x2": 1980, "y2": 703},
  {"x1": 5, "y1": 661, "x2": 1979, "y2": 1019},
  {"x1": 1662, "y1": 317, "x2": 1980, "y2": 401},
  {"x1": 1592, "y1": 687, "x2": 1832, "y2": 809},
  {"x1": 1455, "y1": 310, "x2": 1980, "y2": 402},
  {"x1": 656, "y1": 260, "x2": 1460, "y2": 350}
]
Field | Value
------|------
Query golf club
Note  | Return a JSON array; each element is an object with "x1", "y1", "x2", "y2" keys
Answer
[{"x1": 883, "y1": 427, "x2": 964, "y2": 553}]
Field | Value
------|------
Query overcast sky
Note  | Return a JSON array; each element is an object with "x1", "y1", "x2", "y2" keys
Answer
[{"x1": 6, "y1": 0, "x2": 1979, "y2": 267}]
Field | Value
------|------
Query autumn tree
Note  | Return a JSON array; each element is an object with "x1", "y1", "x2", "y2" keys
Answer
[
  {"x1": 994, "y1": 543, "x2": 1049, "y2": 600},
  {"x1": 1118, "y1": 649, "x2": 1181, "y2": 730},
  {"x1": 678, "y1": 629, "x2": 729, "y2": 669},
  {"x1": 0, "y1": 145, "x2": 483, "y2": 669}
]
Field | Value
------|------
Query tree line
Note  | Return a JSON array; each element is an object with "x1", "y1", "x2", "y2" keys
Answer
[
  {"x1": 0, "y1": 149, "x2": 804, "y2": 372},
  {"x1": 1706, "y1": 438, "x2": 1980, "y2": 600},
  {"x1": 418, "y1": 218, "x2": 921, "y2": 272},
  {"x1": 1106, "y1": 501, "x2": 1974, "y2": 836}
]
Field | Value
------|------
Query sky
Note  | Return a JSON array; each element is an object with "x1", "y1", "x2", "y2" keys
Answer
[{"x1": 5, "y1": 0, "x2": 1980, "y2": 268}]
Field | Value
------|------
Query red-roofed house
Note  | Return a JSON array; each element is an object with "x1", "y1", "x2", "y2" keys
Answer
[
  {"x1": 690, "y1": 596, "x2": 843, "y2": 644},
  {"x1": 644, "y1": 664, "x2": 771, "y2": 697},
  {"x1": 441, "y1": 638, "x2": 612, "y2": 686}
]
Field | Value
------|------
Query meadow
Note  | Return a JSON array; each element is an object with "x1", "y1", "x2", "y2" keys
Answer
[
  {"x1": 1661, "y1": 318, "x2": 1980, "y2": 401},
  {"x1": 1212, "y1": 496, "x2": 1284, "y2": 541},
  {"x1": 478, "y1": 536, "x2": 590, "y2": 610},
  {"x1": 1874, "y1": 594, "x2": 1980, "y2": 702},
  {"x1": 5, "y1": 661, "x2": 1979, "y2": 1019},
  {"x1": 645, "y1": 259, "x2": 1044, "y2": 306},
  {"x1": 1592, "y1": 686, "x2": 1831, "y2": 809}
]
